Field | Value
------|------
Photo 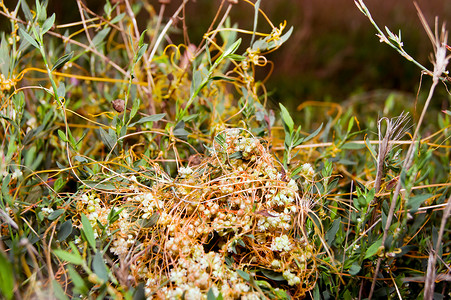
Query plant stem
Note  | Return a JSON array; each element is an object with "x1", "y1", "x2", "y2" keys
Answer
[{"x1": 368, "y1": 78, "x2": 439, "y2": 300}]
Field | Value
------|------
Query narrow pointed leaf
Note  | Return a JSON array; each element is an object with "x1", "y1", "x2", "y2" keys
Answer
[
  {"x1": 52, "y1": 51, "x2": 74, "y2": 71},
  {"x1": 19, "y1": 28, "x2": 39, "y2": 49}
]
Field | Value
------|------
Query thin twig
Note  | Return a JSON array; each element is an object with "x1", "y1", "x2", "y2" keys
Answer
[
  {"x1": 424, "y1": 195, "x2": 451, "y2": 299},
  {"x1": 368, "y1": 77, "x2": 439, "y2": 300}
]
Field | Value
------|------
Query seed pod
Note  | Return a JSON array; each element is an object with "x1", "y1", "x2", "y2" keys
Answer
[{"x1": 112, "y1": 99, "x2": 125, "y2": 113}]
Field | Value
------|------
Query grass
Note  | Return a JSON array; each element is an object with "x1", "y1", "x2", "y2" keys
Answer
[{"x1": 0, "y1": 0, "x2": 450, "y2": 299}]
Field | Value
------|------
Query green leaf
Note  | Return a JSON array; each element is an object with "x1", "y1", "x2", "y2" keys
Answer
[
  {"x1": 41, "y1": 13, "x2": 55, "y2": 35},
  {"x1": 214, "y1": 38, "x2": 241, "y2": 67},
  {"x1": 19, "y1": 28, "x2": 40, "y2": 49},
  {"x1": 53, "y1": 249, "x2": 83, "y2": 265},
  {"x1": 364, "y1": 238, "x2": 382, "y2": 259},
  {"x1": 211, "y1": 75, "x2": 236, "y2": 82},
  {"x1": 111, "y1": 13, "x2": 125, "y2": 24},
  {"x1": 214, "y1": 132, "x2": 226, "y2": 151},
  {"x1": 353, "y1": 196, "x2": 363, "y2": 210},
  {"x1": 303, "y1": 123, "x2": 323, "y2": 143},
  {"x1": 277, "y1": 26, "x2": 293, "y2": 45},
  {"x1": 326, "y1": 218, "x2": 341, "y2": 244},
  {"x1": 52, "y1": 279, "x2": 69, "y2": 300},
  {"x1": 20, "y1": 0, "x2": 34, "y2": 22},
  {"x1": 349, "y1": 263, "x2": 361, "y2": 275},
  {"x1": 107, "y1": 207, "x2": 123, "y2": 225},
  {"x1": 52, "y1": 51, "x2": 74, "y2": 71},
  {"x1": 0, "y1": 35, "x2": 10, "y2": 75},
  {"x1": 229, "y1": 151, "x2": 243, "y2": 160},
  {"x1": 261, "y1": 269, "x2": 284, "y2": 281},
  {"x1": 279, "y1": 103, "x2": 294, "y2": 134},
  {"x1": 74, "y1": 155, "x2": 88, "y2": 163},
  {"x1": 0, "y1": 251, "x2": 14, "y2": 300},
  {"x1": 366, "y1": 188, "x2": 375, "y2": 205},
  {"x1": 91, "y1": 27, "x2": 111, "y2": 47},
  {"x1": 226, "y1": 54, "x2": 245, "y2": 61},
  {"x1": 92, "y1": 252, "x2": 108, "y2": 282},
  {"x1": 81, "y1": 213, "x2": 96, "y2": 250},
  {"x1": 57, "y1": 82, "x2": 66, "y2": 99},
  {"x1": 173, "y1": 121, "x2": 190, "y2": 140},
  {"x1": 138, "y1": 29, "x2": 147, "y2": 47},
  {"x1": 181, "y1": 114, "x2": 198, "y2": 122},
  {"x1": 312, "y1": 285, "x2": 320, "y2": 300},
  {"x1": 67, "y1": 265, "x2": 88, "y2": 294},
  {"x1": 48, "y1": 209, "x2": 65, "y2": 221},
  {"x1": 250, "y1": 0, "x2": 261, "y2": 46},
  {"x1": 53, "y1": 176, "x2": 66, "y2": 192},
  {"x1": 253, "y1": 27, "x2": 293, "y2": 52},
  {"x1": 341, "y1": 142, "x2": 366, "y2": 150},
  {"x1": 347, "y1": 117, "x2": 354, "y2": 134},
  {"x1": 407, "y1": 193, "x2": 432, "y2": 213},
  {"x1": 191, "y1": 69, "x2": 205, "y2": 98},
  {"x1": 133, "y1": 283, "x2": 146, "y2": 300},
  {"x1": 129, "y1": 98, "x2": 141, "y2": 123},
  {"x1": 237, "y1": 269, "x2": 250, "y2": 282},
  {"x1": 129, "y1": 113, "x2": 165, "y2": 127},
  {"x1": 207, "y1": 288, "x2": 216, "y2": 300},
  {"x1": 98, "y1": 128, "x2": 117, "y2": 152},
  {"x1": 35, "y1": 0, "x2": 47, "y2": 23},
  {"x1": 2, "y1": 174, "x2": 11, "y2": 198},
  {"x1": 252, "y1": 39, "x2": 267, "y2": 51},
  {"x1": 57, "y1": 219, "x2": 73, "y2": 241},
  {"x1": 84, "y1": 181, "x2": 116, "y2": 190},
  {"x1": 337, "y1": 158, "x2": 357, "y2": 165},
  {"x1": 57, "y1": 129, "x2": 68, "y2": 142},
  {"x1": 136, "y1": 44, "x2": 148, "y2": 63}
]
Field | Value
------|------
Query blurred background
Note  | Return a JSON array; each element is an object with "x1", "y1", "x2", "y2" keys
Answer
[{"x1": 6, "y1": 0, "x2": 451, "y2": 114}]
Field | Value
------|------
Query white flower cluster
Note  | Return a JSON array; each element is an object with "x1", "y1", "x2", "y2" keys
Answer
[
  {"x1": 0, "y1": 74, "x2": 15, "y2": 91},
  {"x1": 130, "y1": 191, "x2": 163, "y2": 219},
  {"x1": 157, "y1": 244, "x2": 252, "y2": 299},
  {"x1": 271, "y1": 259, "x2": 282, "y2": 269},
  {"x1": 234, "y1": 282, "x2": 250, "y2": 293},
  {"x1": 110, "y1": 234, "x2": 136, "y2": 256},
  {"x1": 270, "y1": 234, "x2": 293, "y2": 252},
  {"x1": 41, "y1": 207, "x2": 54, "y2": 217},
  {"x1": 9, "y1": 169, "x2": 23, "y2": 180},
  {"x1": 300, "y1": 163, "x2": 315, "y2": 181},
  {"x1": 241, "y1": 292, "x2": 261, "y2": 300},
  {"x1": 80, "y1": 193, "x2": 111, "y2": 230},
  {"x1": 128, "y1": 175, "x2": 143, "y2": 193},
  {"x1": 26, "y1": 117, "x2": 37, "y2": 132},
  {"x1": 217, "y1": 129, "x2": 261, "y2": 161},
  {"x1": 117, "y1": 209, "x2": 132, "y2": 232},
  {"x1": 167, "y1": 284, "x2": 204, "y2": 300},
  {"x1": 131, "y1": 263, "x2": 148, "y2": 279},
  {"x1": 108, "y1": 209, "x2": 135, "y2": 255},
  {"x1": 165, "y1": 234, "x2": 193, "y2": 255},
  {"x1": 178, "y1": 166, "x2": 193, "y2": 178},
  {"x1": 283, "y1": 269, "x2": 301, "y2": 286},
  {"x1": 213, "y1": 212, "x2": 252, "y2": 236},
  {"x1": 233, "y1": 136, "x2": 259, "y2": 159},
  {"x1": 265, "y1": 180, "x2": 297, "y2": 207},
  {"x1": 169, "y1": 268, "x2": 187, "y2": 285},
  {"x1": 257, "y1": 210, "x2": 292, "y2": 231},
  {"x1": 81, "y1": 193, "x2": 101, "y2": 214}
]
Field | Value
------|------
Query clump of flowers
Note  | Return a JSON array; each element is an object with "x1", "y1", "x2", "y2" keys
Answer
[{"x1": 74, "y1": 129, "x2": 318, "y2": 298}]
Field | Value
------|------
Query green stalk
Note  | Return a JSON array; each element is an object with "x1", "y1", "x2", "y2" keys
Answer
[{"x1": 368, "y1": 78, "x2": 439, "y2": 300}]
